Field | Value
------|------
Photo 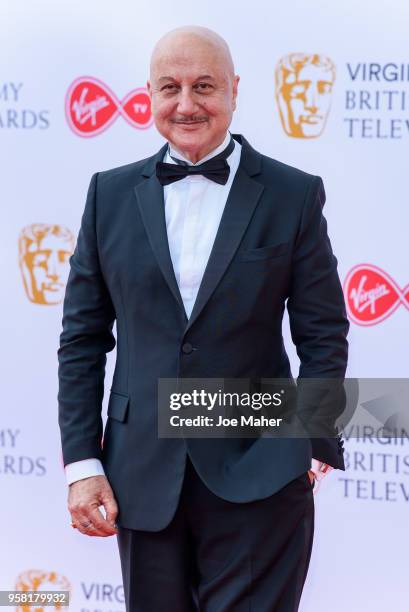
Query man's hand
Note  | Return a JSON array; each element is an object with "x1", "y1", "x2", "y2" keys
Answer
[{"x1": 68, "y1": 475, "x2": 118, "y2": 537}]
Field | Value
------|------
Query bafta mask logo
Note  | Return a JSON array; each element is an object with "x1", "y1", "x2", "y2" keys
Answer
[
  {"x1": 19, "y1": 224, "x2": 75, "y2": 305},
  {"x1": 275, "y1": 53, "x2": 336, "y2": 138},
  {"x1": 15, "y1": 569, "x2": 71, "y2": 612}
]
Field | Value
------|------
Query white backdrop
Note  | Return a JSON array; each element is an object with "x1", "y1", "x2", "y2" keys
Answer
[{"x1": 2, "y1": 1, "x2": 409, "y2": 610}]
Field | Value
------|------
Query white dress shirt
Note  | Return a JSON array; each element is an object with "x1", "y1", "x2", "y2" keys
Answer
[{"x1": 65, "y1": 131, "x2": 332, "y2": 491}]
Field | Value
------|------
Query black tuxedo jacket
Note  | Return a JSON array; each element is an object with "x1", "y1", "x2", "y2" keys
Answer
[{"x1": 58, "y1": 134, "x2": 349, "y2": 531}]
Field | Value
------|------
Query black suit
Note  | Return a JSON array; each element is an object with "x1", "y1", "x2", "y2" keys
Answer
[{"x1": 58, "y1": 134, "x2": 348, "y2": 610}]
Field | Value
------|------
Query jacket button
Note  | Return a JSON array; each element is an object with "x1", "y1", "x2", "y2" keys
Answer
[{"x1": 181, "y1": 343, "x2": 193, "y2": 354}]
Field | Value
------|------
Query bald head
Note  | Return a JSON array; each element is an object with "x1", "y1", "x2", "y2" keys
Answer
[
  {"x1": 147, "y1": 25, "x2": 239, "y2": 164},
  {"x1": 150, "y1": 26, "x2": 235, "y2": 81}
]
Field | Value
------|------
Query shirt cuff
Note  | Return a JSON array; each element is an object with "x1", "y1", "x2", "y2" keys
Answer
[
  {"x1": 65, "y1": 458, "x2": 106, "y2": 485},
  {"x1": 310, "y1": 459, "x2": 334, "y2": 481}
]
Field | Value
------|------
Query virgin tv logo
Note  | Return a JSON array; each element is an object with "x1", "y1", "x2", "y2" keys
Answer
[
  {"x1": 65, "y1": 76, "x2": 153, "y2": 137},
  {"x1": 343, "y1": 264, "x2": 409, "y2": 325}
]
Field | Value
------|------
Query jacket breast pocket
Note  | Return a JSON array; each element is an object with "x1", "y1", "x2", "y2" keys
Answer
[
  {"x1": 107, "y1": 390, "x2": 129, "y2": 423},
  {"x1": 239, "y1": 241, "x2": 289, "y2": 262}
]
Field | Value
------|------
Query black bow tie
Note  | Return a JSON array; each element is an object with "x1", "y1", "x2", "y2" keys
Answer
[{"x1": 156, "y1": 137, "x2": 235, "y2": 186}]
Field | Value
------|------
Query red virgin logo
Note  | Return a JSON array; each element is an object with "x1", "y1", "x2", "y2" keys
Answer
[
  {"x1": 343, "y1": 264, "x2": 409, "y2": 325},
  {"x1": 65, "y1": 76, "x2": 153, "y2": 137}
]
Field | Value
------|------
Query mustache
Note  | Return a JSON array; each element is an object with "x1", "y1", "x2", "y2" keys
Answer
[{"x1": 171, "y1": 116, "x2": 208, "y2": 123}]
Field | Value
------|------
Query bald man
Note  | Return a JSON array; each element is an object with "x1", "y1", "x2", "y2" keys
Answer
[{"x1": 58, "y1": 26, "x2": 348, "y2": 611}]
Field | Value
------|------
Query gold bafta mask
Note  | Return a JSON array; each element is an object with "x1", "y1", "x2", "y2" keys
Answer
[
  {"x1": 15, "y1": 569, "x2": 71, "y2": 612},
  {"x1": 275, "y1": 53, "x2": 336, "y2": 138},
  {"x1": 18, "y1": 224, "x2": 75, "y2": 305}
]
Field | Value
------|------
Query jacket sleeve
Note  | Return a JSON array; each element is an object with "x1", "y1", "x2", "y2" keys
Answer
[
  {"x1": 286, "y1": 176, "x2": 349, "y2": 454},
  {"x1": 58, "y1": 173, "x2": 116, "y2": 466},
  {"x1": 287, "y1": 176, "x2": 349, "y2": 378}
]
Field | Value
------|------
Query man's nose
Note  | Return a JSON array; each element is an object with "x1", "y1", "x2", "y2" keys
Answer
[{"x1": 176, "y1": 87, "x2": 198, "y2": 115}]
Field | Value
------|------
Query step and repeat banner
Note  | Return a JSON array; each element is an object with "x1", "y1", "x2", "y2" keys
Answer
[{"x1": 2, "y1": 1, "x2": 408, "y2": 610}]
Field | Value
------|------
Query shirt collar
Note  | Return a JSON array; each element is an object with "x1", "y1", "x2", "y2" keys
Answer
[{"x1": 167, "y1": 131, "x2": 233, "y2": 166}]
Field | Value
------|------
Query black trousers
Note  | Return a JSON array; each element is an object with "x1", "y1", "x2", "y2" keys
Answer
[{"x1": 117, "y1": 455, "x2": 315, "y2": 612}]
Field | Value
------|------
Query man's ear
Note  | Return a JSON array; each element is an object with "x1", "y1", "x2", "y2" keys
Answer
[
  {"x1": 146, "y1": 80, "x2": 152, "y2": 96},
  {"x1": 232, "y1": 75, "x2": 240, "y2": 110}
]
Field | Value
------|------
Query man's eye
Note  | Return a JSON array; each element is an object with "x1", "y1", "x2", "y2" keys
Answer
[
  {"x1": 162, "y1": 84, "x2": 178, "y2": 92},
  {"x1": 194, "y1": 83, "x2": 213, "y2": 91}
]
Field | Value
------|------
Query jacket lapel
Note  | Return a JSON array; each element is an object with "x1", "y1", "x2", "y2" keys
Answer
[
  {"x1": 185, "y1": 135, "x2": 264, "y2": 332},
  {"x1": 133, "y1": 134, "x2": 265, "y2": 330},
  {"x1": 134, "y1": 143, "x2": 187, "y2": 316}
]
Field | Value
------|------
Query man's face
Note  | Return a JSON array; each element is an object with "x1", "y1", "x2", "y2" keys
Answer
[
  {"x1": 147, "y1": 37, "x2": 239, "y2": 161},
  {"x1": 23, "y1": 233, "x2": 72, "y2": 304},
  {"x1": 278, "y1": 63, "x2": 334, "y2": 138}
]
